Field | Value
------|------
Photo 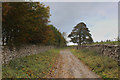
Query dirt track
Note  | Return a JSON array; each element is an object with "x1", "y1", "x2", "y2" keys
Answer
[{"x1": 48, "y1": 49, "x2": 100, "y2": 78}]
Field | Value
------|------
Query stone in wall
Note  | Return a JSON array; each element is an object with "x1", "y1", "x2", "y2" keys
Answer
[
  {"x1": 77, "y1": 44, "x2": 120, "y2": 61},
  {"x1": 2, "y1": 45, "x2": 54, "y2": 64}
]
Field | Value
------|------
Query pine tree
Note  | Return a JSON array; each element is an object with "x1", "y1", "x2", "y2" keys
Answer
[{"x1": 68, "y1": 22, "x2": 93, "y2": 45}]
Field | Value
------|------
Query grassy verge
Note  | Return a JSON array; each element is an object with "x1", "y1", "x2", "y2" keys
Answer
[
  {"x1": 92, "y1": 41, "x2": 120, "y2": 45},
  {"x1": 71, "y1": 48, "x2": 118, "y2": 78},
  {"x1": 2, "y1": 49, "x2": 60, "y2": 78}
]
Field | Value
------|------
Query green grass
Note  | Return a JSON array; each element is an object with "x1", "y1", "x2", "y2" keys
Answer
[
  {"x1": 2, "y1": 49, "x2": 60, "y2": 78},
  {"x1": 92, "y1": 41, "x2": 120, "y2": 45},
  {"x1": 71, "y1": 48, "x2": 118, "y2": 79}
]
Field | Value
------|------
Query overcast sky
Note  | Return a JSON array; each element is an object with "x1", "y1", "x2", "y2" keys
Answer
[{"x1": 42, "y1": 2, "x2": 118, "y2": 45}]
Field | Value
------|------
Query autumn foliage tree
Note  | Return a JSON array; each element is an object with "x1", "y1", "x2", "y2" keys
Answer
[
  {"x1": 68, "y1": 22, "x2": 93, "y2": 45},
  {"x1": 2, "y1": 2, "x2": 66, "y2": 48},
  {"x1": 46, "y1": 25, "x2": 66, "y2": 47}
]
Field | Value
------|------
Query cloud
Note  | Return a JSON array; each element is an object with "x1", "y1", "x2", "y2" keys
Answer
[
  {"x1": 43, "y1": 2, "x2": 118, "y2": 44},
  {"x1": 118, "y1": 26, "x2": 120, "y2": 37}
]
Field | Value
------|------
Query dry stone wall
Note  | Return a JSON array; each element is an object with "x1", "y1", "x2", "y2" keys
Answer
[
  {"x1": 77, "y1": 44, "x2": 120, "y2": 61},
  {"x1": 2, "y1": 45, "x2": 54, "y2": 64}
]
